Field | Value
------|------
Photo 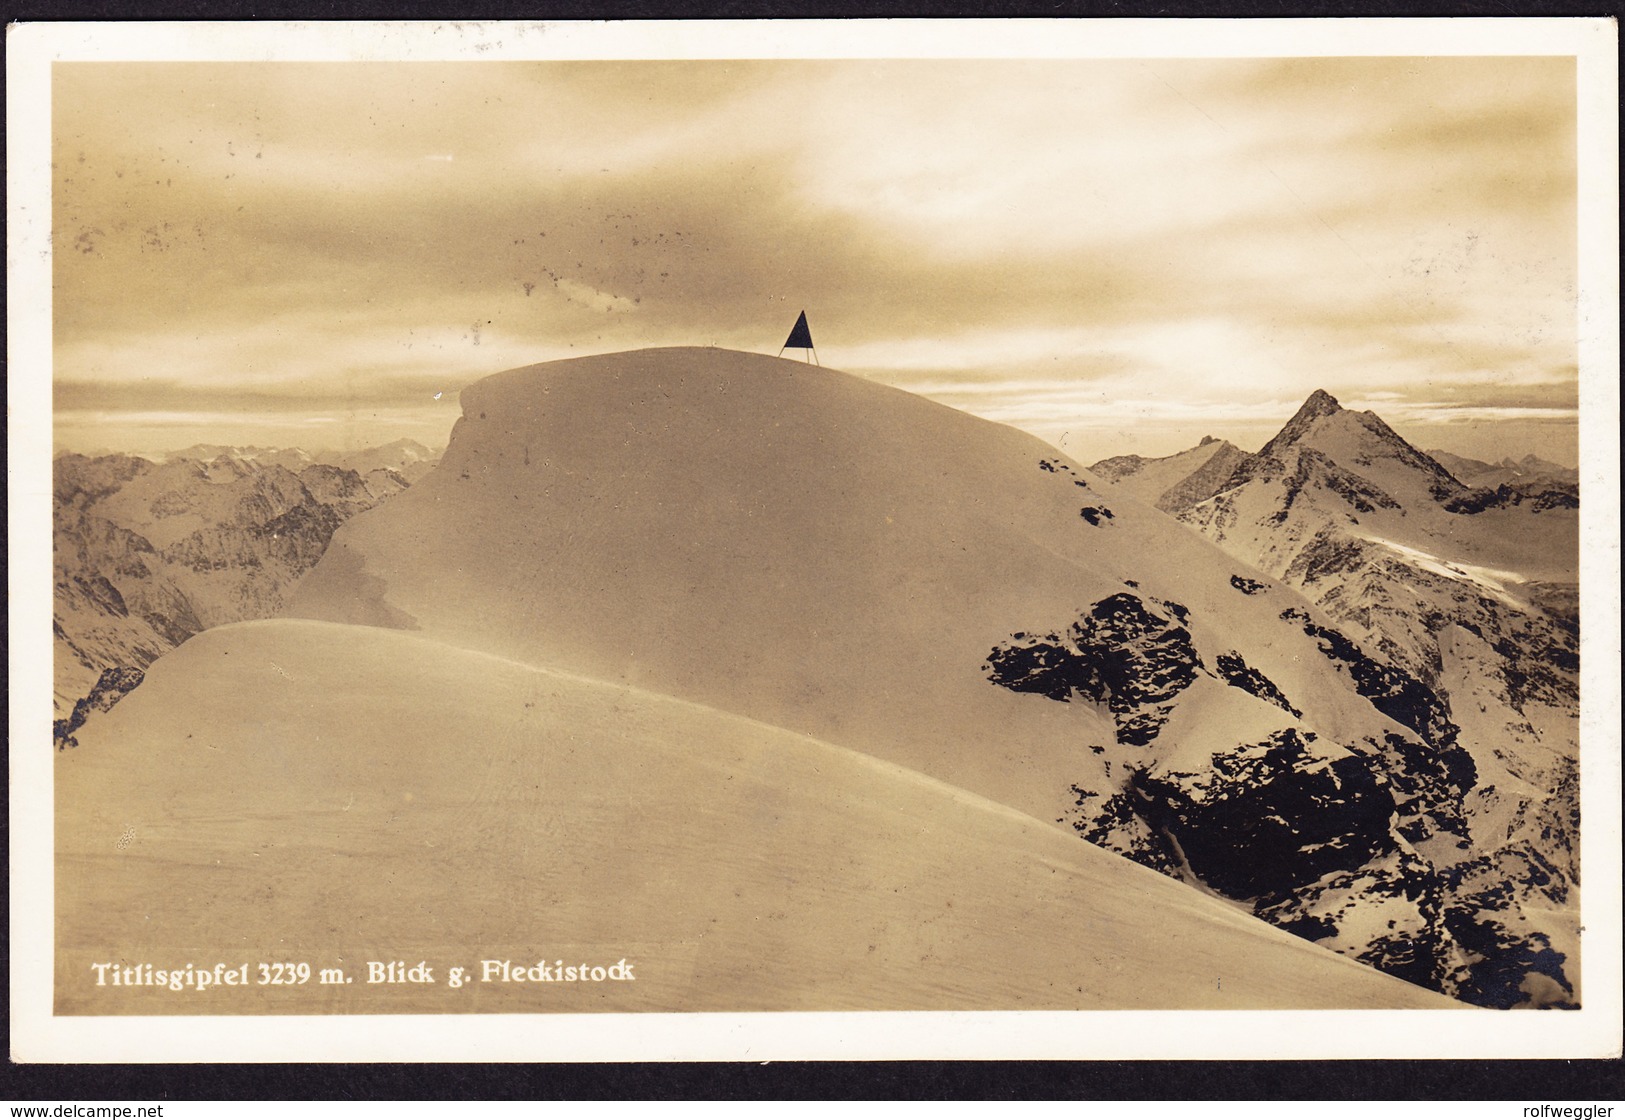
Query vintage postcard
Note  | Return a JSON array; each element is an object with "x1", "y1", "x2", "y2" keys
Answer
[{"x1": 8, "y1": 18, "x2": 1620, "y2": 1063}]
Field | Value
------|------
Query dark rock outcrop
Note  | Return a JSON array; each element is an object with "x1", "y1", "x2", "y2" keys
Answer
[
  {"x1": 1129, "y1": 728, "x2": 1397, "y2": 898},
  {"x1": 1215, "y1": 651, "x2": 1302, "y2": 717},
  {"x1": 55, "y1": 666, "x2": 145, "y2": 749},
  {"x1": 985, "y1": 593, "x2": 1200, "y2": 747},
  {"x1": 994, "y1": 584, "x2": 1571, "y2": 1007},
  {"x1": 1445, "y1": 480, "x2": 1579, "y2": 514}
]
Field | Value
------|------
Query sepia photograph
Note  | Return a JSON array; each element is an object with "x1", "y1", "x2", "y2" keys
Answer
[{"x1": 8, "y1": 18, "x2": 1620, "y2": 1063}]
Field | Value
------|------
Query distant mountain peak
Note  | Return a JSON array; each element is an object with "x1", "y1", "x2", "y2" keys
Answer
[
  {"x1": 375, "y1": 437, "x2": 435, "y2": 455},
  {"x1": 1256, "y1": 389, "x2": 1344, "y2": 460},
  {"x1": 1302, "y1": 388, "x2": 1342, "y2": 414},
  {"x1": 1231, "y1": 390, "x2": 1465, "y2": 504},
  {"x1": 1199, "y1": 435, "x2": 1217, "y2": 446},
  {"x1": 1506, "y1": 453, "x2": 1567, "y2": 475}
]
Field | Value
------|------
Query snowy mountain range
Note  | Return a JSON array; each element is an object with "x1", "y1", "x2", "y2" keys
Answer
[
  {"x1": 1428, "y1": 449, "x2": 1580, "y2": 491},
  {"x1": 1089, "y1": 390, "x2": 1579, "y2": 1006},
  {"x1": 161, "y1": 438, "x2": 441, "y2": 482},
  {"x1": 55, "y1": 350, "x2": 1578, "y2": 1012},
  {"x1": 52, "y1": 443, "x2": 438, "y2": 743}
]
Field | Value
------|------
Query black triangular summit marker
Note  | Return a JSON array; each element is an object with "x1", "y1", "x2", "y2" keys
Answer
[
  {"x1": 783, "y1": 311, "x2": 814, "y2": 349},
  {"x1": 778, "y1": 312, "x2": 819, "y2": 364}
]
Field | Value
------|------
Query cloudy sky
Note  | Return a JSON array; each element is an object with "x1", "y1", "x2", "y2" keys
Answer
[{"x1": 52, "y1": 52, "x2": 1580, "y2": 462}]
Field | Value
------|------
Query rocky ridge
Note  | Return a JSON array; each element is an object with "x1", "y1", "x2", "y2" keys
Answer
[
  {"x1": 984, "y1": 556, "x2": 1572, "y2": 1006},
  {"x1": 1080, "y1": 391, "x2": 1580, "y2": 1006},
  {"x1": 53, "y1": 445, "x2": 432, "y2": 744}
]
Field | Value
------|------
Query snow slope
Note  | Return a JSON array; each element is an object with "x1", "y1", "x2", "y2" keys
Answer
[
  {"x1": 56, "y1": 619, "x2": 1454, "y2": 1014},
  {"x1": 1090, "y1": 437, "x2": 1251, "y2": 513},
  {"x1": 57, "y1": 349, "x2": 1577, "y2": 1011},
  {"x1": 280, "y1": 347, "x2": 1567, "y2": 1005},
  {"x1": 52, "y1": 448, "x2": 415, "y2": 730},
  {"x1": 287, "y1": 350, "x2": 1433, "y2": 851}
]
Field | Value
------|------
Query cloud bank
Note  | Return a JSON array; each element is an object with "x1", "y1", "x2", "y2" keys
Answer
[{"x1": 52, "y1": 57, "x2": 1578, "y2": 460}]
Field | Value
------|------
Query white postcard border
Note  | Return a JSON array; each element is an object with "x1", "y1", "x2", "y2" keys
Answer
[{"x1": 8, "y1": 17, "x2": 1620, "y2": 1064}]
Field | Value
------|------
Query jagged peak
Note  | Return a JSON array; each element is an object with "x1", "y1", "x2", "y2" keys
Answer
[
  {"x1": 1301, "y1": 388, "x2": 1342, "y2": 415},
  {"x1": 1199, "y1": 435, "x2": 1217, "y2": 446},
  {"x1": 1229, "y1": 391, "x2": 1466, "y2": 501},
  {"x1": 1256, "y1": 390, "x2": 1344, "y2": 459}
]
